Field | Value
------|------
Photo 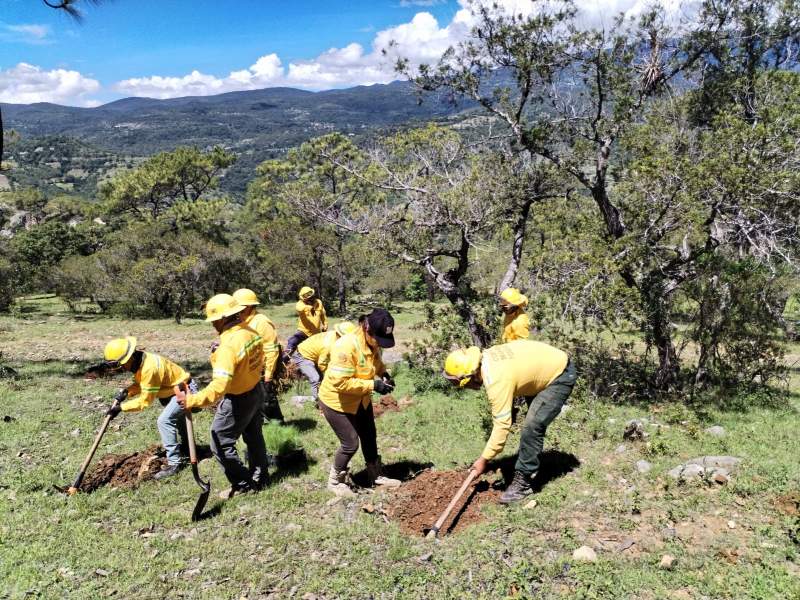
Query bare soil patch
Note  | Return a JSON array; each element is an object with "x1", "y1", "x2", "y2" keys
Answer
[
  {"x1": 373, "y1": 394, "x2": 413, "y2": 417},
  {"x1": 81, "y1": 445, "x2": 169, "y2": 492},
  {"x1": 775, "y1": 491, "x2": 800, "y2": 516},
  {"x1": 384, "y1": 469, "x2": 499, "y2": 536}
]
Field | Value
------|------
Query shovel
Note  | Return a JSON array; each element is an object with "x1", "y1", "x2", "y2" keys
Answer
[
  {"x1": 424, "y1": 469, "x2": 478, "y2": 539},
  {"x1": 62, "y1": 399, "x2": 121, "y2": 495},
  {"x1": 175, "y1": 384, "x2": 210, "y2": 521}
]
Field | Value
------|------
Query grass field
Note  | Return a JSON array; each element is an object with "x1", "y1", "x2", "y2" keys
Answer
[{"x1": 1, "y1": 297, "x2": 798, "y2": 599}]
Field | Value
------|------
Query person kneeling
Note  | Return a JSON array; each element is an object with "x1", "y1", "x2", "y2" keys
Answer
[{"x1": 443, "y1": 339, "x2": 577, "y2": 504}]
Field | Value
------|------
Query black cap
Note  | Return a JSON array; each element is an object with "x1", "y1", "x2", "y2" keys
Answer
[{"x1": 366, "y1": 308, "x2": 395, "y2": 348}]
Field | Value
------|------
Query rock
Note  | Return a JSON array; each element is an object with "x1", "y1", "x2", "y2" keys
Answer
[
  {"x1": 712, "y1": 472, "x2": 730, "y2": 485},
  {"x1": 560, "y1": 405, "x2": 571, "y2": 416},
  {"x1": 284, "y1": 523, "x2": 302, "y2": 533},
  {"x1": 617, "y1": 538, "x2": 635, "y2": 552},
  {"x1": 361, "y1": 503, "x2": 376, "y2": 514},
  {"x1": 659, "y1": 554, "x2": 676, "y2": 570},
  {"x1": 623, "y1": 420, "x2": 648, "y2": 441},
  {"x1": 523, "y1": 499, "x2": 538, "y2": 510},
  {"x1": 705, "y1": 425, "x2": 726, "y2": 437},
  {"x1": 70, "y1": 428, "x2": 81, "y2": 437},
  {"x1": 668, "y1": 463, "x2": 706, "y2": 480},
  {"x1": 416, "y1": 552, "x2": 433, "y2": 563},
  {"x1": 635, "y1": 460, "x2": 652, "y2": 474},
  {"x1": 661, "y1": 527, "x2": 677, "y2": 539},
  {"x1": 95, "y1": 569, "x2": 110, "y2": 577},
  {"x1": 290, "y1": 395, "x2": 314, "y2": 407},
  {"x1": 615, "y1": 444, "x2": 627, "y2": 454},
  {"x1": 685, "y1": 456, "x2": 741, "y2": 471},
  {"x1": 572, "y1": 546, "x2": 597, "y2": 562},
  {"x1": 727, "y1": 520, "x2": 736, "y2": 529},
  {"x1": 325, "y1": 497, "x2": 342, "y2": 507}
]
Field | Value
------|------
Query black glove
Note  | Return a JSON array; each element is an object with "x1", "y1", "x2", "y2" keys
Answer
[
  {"x1": 381, "y1": 373, "x2": 395, "y2": 387},
  {"x1": 113, "y1": 388, "x2": 128, "y2": 403},
  {"x1": 373, "y1": 378, "x2": 394, "y2": 395},
  {"x1": 106, "y1": 402, "x2": 122, "y2": 419}
]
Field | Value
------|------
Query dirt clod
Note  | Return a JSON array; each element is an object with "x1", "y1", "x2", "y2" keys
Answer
[
  {"x1": 373, "y1": 394, "x2": 413, "y2": 417},
  {"x1": 80, "y1": 445, "x2": 169, "y2": 492},
  {"x1": 384, "y1": 469, "x2": 499, "y2": 536},
  {"x1": 775, "y1": 492, "x2": 800, "y2": 516}
]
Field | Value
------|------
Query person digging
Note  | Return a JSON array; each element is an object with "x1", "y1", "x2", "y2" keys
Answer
[
  {"x1": 176, "y1": 293, "x2": 270, "y2": 499},
  {"x1": 232, "y1": 288, "x2": 284, "y2": 424},
  {"x1": 318, "y1": 308, "x2": 400, "y2": 497},
  {"x1": 284, "y1": 286, "x2": 327, "y2": 358},
  {"x1": 292, "y1": 321, "x2": 356, "y2": 409},
  {"x1": 443, "y1": 339, "x2": 577, "y2": 504},
  {"x1": 102, "y1": 337, "x2": 198, "y2": 480},
  {"x1": 499, "y1": 287, "x2": 531, "y2": 343}
]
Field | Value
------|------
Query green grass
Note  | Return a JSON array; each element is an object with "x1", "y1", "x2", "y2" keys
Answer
[{"x1": 1, "y1": 298, "x2": 798, "y2": 599}]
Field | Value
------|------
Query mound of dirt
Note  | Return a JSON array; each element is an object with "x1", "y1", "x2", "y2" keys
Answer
[
  {"x1": 81, "y1": 445, "x2": 168, "y2": 492},
  {"x1": 373, "y1": 394, "x2": 413, "y2": 417},
  {"x1": 384, "y1": 469, "x2": 500, "y2": 536}
]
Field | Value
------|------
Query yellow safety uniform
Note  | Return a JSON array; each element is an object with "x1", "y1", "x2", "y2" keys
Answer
[
  {"x1": 480, "y1": 340, "x2": 568, "y2": 460},
  {"x1": 501, "y1": 309, "x2": 530, "y2": 343},
  {"x1": 319, "y1": 328, "x2": 385, "y2": 414},
  {"x1": 121, "y1": 352, "x2": 190, "y2": 412},
  {"x1": 298, "y1": 330, "x2": 339, "y2": 372},
  {"x1": 185, "y1": 323, "x2": 265, "y2": 409},
  {"x1": 245, "y1": 311, "x2": 280, "y2": 381},
  {"x1": 295, "y1": 298, "x2": 328, "y2": 336}
]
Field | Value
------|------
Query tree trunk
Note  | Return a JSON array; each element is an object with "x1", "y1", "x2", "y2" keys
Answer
[
  {"x1": 642, "y1": 278, "x2": 679, "y2": 390},
  {"x1": 336, "y1": 234, "x2": 347, "y2": 314},
  {"x1": 498, "y1": 197, "x2": 534, "y2": 292}
]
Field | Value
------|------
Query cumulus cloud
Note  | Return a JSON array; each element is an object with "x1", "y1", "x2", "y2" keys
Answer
[
  {"x1": 0, "y1": 62, "x2": 100, "y2": 105},
  {"x1": 1, "y1": 23, "x2": 53, "y2": 45},
  {"x1": 111, "y1": 0, "x2": 698, "y2": 99}
]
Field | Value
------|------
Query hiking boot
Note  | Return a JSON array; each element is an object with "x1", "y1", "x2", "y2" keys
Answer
[
  {"x1": 218, "y1": 485, "x2": 255, "y2": 500},
  {"x1": 366, "y1": 457, "x2": 401, "y2": 488},
  {"x1": 153, "y1": 463, "x2": 185, "y2": 481},
  {"x1": 327, "y1": 466, "x2": 356, "y2": 497},
  {"x1": 499, "y1": 470, "x2": 534, "y2": 505}
]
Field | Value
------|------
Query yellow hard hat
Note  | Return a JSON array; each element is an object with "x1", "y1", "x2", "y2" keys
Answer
[
  {"x1": 204, "y1": 293, "x2": 245, "y2": 322},
  {"x1": 334, "y1": 321, "x2": 356, "y2": 336},
  {"x1": 443, "y1": 346, "x2": 482, "y2": 387},
  {"x1": 499, "y1": 287, "x2": 528, "y2": 308},
  {"x1": 104, "y1": 336, "x2": 137, "y2": 365},
  {"x1": 233, "y1": 288, "x2": 260, "y2": 306},
  {"x1": 299, "y1": 286, "x2": 315, "y2": 300}
]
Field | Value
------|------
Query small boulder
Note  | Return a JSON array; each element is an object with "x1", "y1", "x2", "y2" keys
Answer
[
  {"x1": 685, "y1": 456, "x2": 741, "y2": 471},
  {"x1": 572, "y1": 546, "x2": 597, "y2": 563},
  {"x1": 668, "y1": 463, "x2": 705, "y2": 480},
  {"x1": 623, "y1": 419, "x2": 648, "y2": 441},
  {"x1": 705, "y1": 425, "x2": 726, "y2": 437},
  {"x1": 635, "y1": 460, "x2": 652, "y2": 474},
  {"x1": 290, "y1": 395, "x2": 314, "y2": 407},
  {"x1": 659, "y1": 555, "x2": 676, "y2": 570},
  {"x1": 615, "y1": 444, "x2": 627, "y2": 454}
]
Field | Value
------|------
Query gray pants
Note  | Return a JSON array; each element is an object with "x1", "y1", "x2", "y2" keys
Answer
[
  {"x1": 210, "y1": 384, "x2": 268, "y2": 490},
  {"x1": 291, "y1": 353, "x2": 322, "y2": 400}
]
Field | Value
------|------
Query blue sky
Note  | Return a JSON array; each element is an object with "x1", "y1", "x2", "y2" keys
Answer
[{"x1": 0, "y1": 1, "x2": 679, "y2": 106}]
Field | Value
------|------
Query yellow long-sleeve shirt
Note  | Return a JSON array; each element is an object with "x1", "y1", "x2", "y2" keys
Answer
[
  {"x1": 186, "y1": 323, "x2": 264, "y2": 409},
  {"x1": 121, "y1": 352, "x2": 190, "y2": 412},
  {"x1": 245, "y1": 311, "x2": 280, "y2": 380},
  {"x1": 501, "y1": 309, "x2": 530, "y2": 343},
  {"x1": 295, "y1": 299, "x2": 327, "y2": 337},
  {"x1": 319, "y1": 328, "x2": 386, "y2": 414},
  {"x1": 480, "y1": 340, "x2": 568, "y2": 461},
  {"x1": 298, "y1": 330, "x2": 338, "y2": 372}
]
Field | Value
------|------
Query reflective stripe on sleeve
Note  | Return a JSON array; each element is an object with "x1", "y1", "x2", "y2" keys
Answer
[
  {"x1": 328, "y1": 366, "x2": 355, "y2": 375},
  {"x1": 213, "y1": 369, "x2": 234, "y2": 379},
  {"x1": 237, "y1": 336, "x2": 263, "y2": 359},
  {"x1": 493, "y1": 409, "x2": 512, "y2": 421}
]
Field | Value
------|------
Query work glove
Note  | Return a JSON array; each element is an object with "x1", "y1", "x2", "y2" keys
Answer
[
  {"x1": 373, "y1": 378, "x2": 394, "y2": 395},
  {"x1": 106, "y1": 402, "x2": 122, "y2": 419},
  {"x1": 113, "y1": 388, "x2": 128, "y2": 403},
  {"x1": 381, "y1": 373, "x2": 395, "y2": 387}
]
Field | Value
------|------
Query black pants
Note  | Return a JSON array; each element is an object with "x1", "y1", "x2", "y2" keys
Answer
[
  {"x1": 285, "y1": 331, "x2": 308, "y2": 356},
  {"x1": 210, "y1": 384, "x2": 268, "y2": 489},
  {"x1": 320, "y1": 401, "x2": 378, "y2": 471}
]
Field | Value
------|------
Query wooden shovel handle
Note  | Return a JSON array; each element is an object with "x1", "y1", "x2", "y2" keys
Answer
[
  {"x1": 174, "y1": 384, "x2": 198, "y2": 465},
  {"x1": 69, "y1": 408, "x2": 116, "y2": 492},
  {"x1": 430, "y1": 469, "x2": 478, "y2": 535}
]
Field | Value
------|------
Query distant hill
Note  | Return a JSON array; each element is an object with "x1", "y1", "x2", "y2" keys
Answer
[{"x1": 2, "y1": 81, "x2": 473, "y2": 197}]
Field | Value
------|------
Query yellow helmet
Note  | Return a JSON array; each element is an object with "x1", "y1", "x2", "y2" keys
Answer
[
  {"x1": 233, "y1": 288, "x2": 260, "y2": 306},
  {"x1": 104, "y1": 336, "x2": 137, "y2": 365},
  {"x1": 299, "y1": 286, "x2": 315, "y2": 300},
  {"x1": 443, "y1": 346, "x2": 482, "y2": 387},
  {"x1": 334, "y1": 321, "x2": 356, "y2": 336},
  {"x1": 204, "y1": 293, "x2": 245, "y2": 322},
  {"x1": 499, "y1": 287, "x2": 528, "y2": 308}
]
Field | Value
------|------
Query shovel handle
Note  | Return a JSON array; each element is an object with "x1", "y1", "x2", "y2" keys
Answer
[
  {"x1": 174, "y1": 384, "x2": 198, "y2": 466},
  {"x1": 428, "y1": 469, "x2": 478, "y2": 537},
  {"x1": 69, "y1": 406, "x2": 117, "y2": 492}
]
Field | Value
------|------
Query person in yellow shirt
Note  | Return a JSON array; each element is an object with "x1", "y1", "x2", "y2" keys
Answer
[
  {"x1": 285, "y1": 286, "x2": 327, "y2": 356},
  {"x1": 176, "y1": 293, "x2": 269, "y2": 498},
  {"x1": 232, "y1": 288, "x2": 284, "y2": 424},
  {"x1": 499, "y1": 287, "x2": 531, "y2": 343},
  {"x1": 293, "y1": 321, "x2": 356, "y2": 408},
  {"x1": 318, "y1": 308, "x2": 400, "y2": 496},
  {"x1": 443, "y1": 339, "x2": 577, "y2": 504},
  {"x1": 102, "y1": 337, "x2": 197, "y2": 480}
]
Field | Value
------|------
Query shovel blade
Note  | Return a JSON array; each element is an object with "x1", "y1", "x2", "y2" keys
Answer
[{"x1": 191, "y1": 487, "x2": 210, "y2": 521}]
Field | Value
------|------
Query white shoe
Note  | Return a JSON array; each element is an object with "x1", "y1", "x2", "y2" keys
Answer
[{"x1": 327, "y1": 466, "x2": 356, "y2": 497}]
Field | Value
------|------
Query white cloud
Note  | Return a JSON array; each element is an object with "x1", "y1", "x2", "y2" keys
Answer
[
  {"x1": 110, "y1": 1, "x2": 699, "y2": 99},
  {"x1": 0, "y1": 62, "x2": 100, "y2": 105},
  {"x1": 1, "y1": 23, "x2": 53, "y2": 45}
]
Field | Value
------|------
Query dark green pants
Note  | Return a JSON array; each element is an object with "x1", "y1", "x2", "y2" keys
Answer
[{"x1": 516, "y1": 360, "x2": 577, "y2": 476}]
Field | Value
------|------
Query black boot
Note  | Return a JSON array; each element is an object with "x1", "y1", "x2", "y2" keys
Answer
[
  {"x1": 153, "y1": 463, "x2": 185, "y2": 481},
  {"x1": 499, "y1": 470, "x2": 534, "y2": 504}
]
